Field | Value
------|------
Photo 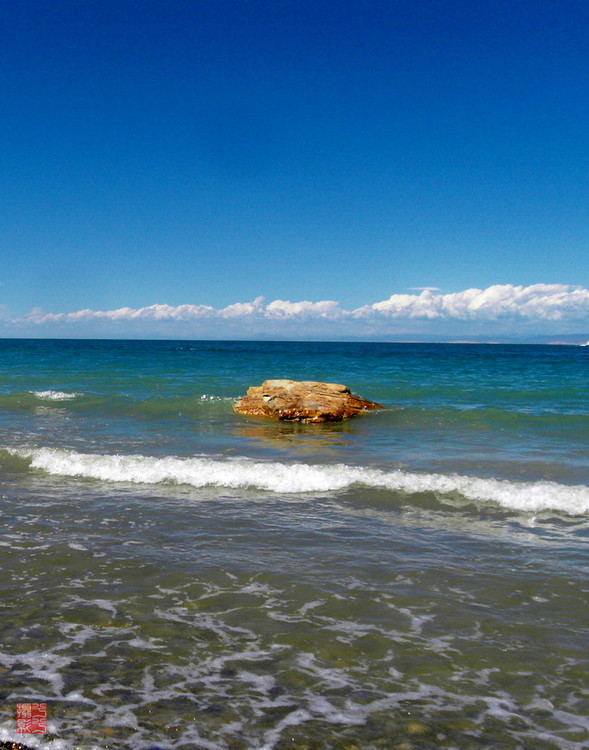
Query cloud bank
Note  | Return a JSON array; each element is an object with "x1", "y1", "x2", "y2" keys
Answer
[{"x1": 11, "y1": 284, "x2": 589, "y2": 340}]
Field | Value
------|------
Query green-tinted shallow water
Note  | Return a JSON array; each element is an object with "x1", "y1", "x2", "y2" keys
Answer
[{"x1": 0, "y1": 340, "x2": 588, "y2": 749}]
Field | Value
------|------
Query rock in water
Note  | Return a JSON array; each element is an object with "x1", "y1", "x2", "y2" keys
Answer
[{"x1": 233, "y1": 379, "x2": 382, "y2": 423}]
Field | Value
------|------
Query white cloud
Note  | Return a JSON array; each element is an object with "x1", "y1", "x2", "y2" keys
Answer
[
  {"x1": 220, "y1": 296, "x2": 265, "y2": 318},
  {"x1": 264, "y1": 299, "x2": 341, "y2": 319},
  {"x1": 354, "y1": 284, "x2": 589, "y2": 321},
  {"x1": 28, "y1": 303, "x2": 216, "y2": 324},
  {"x1": 15, "y1": 284, "x2": 589, "y2": 339}
]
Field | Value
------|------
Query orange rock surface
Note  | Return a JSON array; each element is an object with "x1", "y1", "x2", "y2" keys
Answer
[{"x1": 233, "y1": 379, "x2": 382, "y2": 423}]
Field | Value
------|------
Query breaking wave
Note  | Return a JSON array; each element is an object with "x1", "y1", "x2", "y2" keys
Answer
[
  {"x1": 6, "y1": 446, "x2": 589, "y2": 515},
  {"x1": 31, "y1": 390, "x2": 82, "y2": 401}
]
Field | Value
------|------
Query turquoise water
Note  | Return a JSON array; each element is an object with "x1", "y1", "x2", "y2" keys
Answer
[{"x1": 0, "y1": 339, "x2": 588, "y2": 749}]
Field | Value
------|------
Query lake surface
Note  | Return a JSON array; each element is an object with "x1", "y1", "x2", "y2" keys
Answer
[{"x1": 0, "y1": 339, "x2": 587, "y2": 749}]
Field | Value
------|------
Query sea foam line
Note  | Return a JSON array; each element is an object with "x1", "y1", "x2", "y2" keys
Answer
[{"x1": 7, "y1": 447, "x2": 589, "y2": 515}]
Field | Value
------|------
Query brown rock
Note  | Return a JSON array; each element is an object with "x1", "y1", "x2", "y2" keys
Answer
[{"x1": 233, "y1": 379, "x2": 382, "y2": 423}]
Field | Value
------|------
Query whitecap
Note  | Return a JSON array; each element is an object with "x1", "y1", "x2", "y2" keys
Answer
[
  {"x1": 31, "y1": 390, "x2": 80, "y2": 401},
  {"x1": 6, "y1": 445, "x2": 589, "y2": 515}
]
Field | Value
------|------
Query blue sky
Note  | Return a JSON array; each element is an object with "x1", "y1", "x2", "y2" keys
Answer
[{"x1": 2, "y1": 0, "x2": 589, "y2": 340}]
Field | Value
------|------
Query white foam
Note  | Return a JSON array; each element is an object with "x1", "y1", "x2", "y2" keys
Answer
[
  {"x1": 0, "y1": 725, "x2": 70, "y2": 749},
  {"x1": 237, "y1": 669, "x2": 276, "y2": 692},
  {"x1": 128, "y1": 636, "x2": 165, "y2": 650},
  {"x1": 31, "y1": 390, "x2": 80, "y2": 401},
  {"x1": 0, "y1": 647, "x2": 70, "y2": 696},
  {"x1": 6, "y1": 446, "x2": 589, "y2": 515},
  {"x1": 93, "y1": 599, "x2": 118, "y2": 617}
]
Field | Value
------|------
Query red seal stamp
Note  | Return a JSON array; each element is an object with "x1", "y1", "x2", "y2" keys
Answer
[{"x1": 16, "y1": 703, "x2": 47, "y2": 734}]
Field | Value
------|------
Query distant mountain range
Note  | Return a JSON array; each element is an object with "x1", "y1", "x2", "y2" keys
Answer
[
  {"x1": 368, "y1": 333, "x2": 589, "y2": 345},
  {"x1": 526, "y1": 334, "x2": 589, "y2": 345}
]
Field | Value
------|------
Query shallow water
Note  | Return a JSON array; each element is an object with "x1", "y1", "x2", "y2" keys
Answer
[{"x1": 0, "y1": 340, "x2": 588, "y2": 749}]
